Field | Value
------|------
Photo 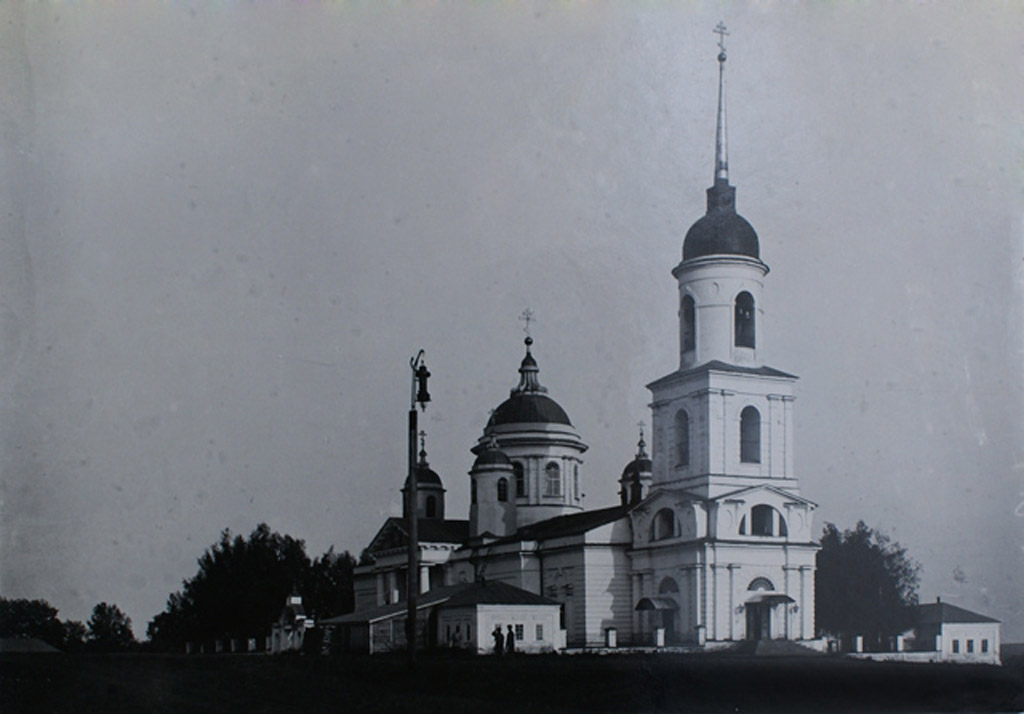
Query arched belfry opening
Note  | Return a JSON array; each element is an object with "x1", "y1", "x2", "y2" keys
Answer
[
  {"x1": 682, "y1": 295, "x2": 696, "y2": 352},
  {"x1": 735, "y1": 291, "x2": 755, "y2": 348}
]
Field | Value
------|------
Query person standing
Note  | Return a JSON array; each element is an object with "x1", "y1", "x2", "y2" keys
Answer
[
  {"x1": 505, "y1": 624, "x2": 516, "y2": 655},
  {"x1": 492, "y1": 625, "x2": 504, "y2": 656}
]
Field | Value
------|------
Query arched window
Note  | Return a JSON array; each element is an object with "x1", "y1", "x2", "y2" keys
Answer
[
  {"x1": 573, "y1": 465, "x2": 580, "y2": 500},
  {"x1": 675, "y1": 409, "x2": 690, "y2": 467},
  {"x1": 750, "y1": 505, "x2": 788, "y2": 537},
  {"x1": 425, "y1": 495, "x2": 437, "y2": 518},
  {"x1": 735, "y1": 291, "x2": 755, "y2": 348},
  {"x1": 470, "y1": 480, "x2": 477, "y2": 504},
  {"x1": 544, "y1": 462, "x2": 561, "y2": 497},
  {"x1": 513, "y1": 462, "x2": 526, "y2": 497},
  {"x1": 682, "y1": 295, "x2": 696, "y2": 352},
  {"x1": 650, "y1": 508, "x2": 676, "y2": 541},
  {"x1": 497, "y1": 478, "x2": 509, "y2": 502},
  {"x1": 658, "y1": 577, "x2": 679, "y2": 594},
  {"x1": 740, "y1": 406, "x2": 761, "y2": 463},
  {"x1": 747, "y1": 577, "x2": 775, "y2": 592}
]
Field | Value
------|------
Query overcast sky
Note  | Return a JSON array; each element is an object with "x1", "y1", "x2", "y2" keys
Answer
[{"x1": 2, "y1": 2, "x2": 1022, "y2": 641}]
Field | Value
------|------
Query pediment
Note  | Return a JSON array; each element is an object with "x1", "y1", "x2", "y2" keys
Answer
[
  {"x1": 713, "y1": 484, "x2": 817, "y2": 509},
  {"x1": 630, "y1": 486, "x2": 705, "y2": 518}
]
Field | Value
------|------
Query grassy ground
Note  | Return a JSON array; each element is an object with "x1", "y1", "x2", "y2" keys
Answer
[{"x1": 2, "y1": 650, "x2": 1023, "y2": 713}]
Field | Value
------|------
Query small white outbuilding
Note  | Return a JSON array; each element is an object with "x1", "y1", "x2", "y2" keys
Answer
[{"x1": 437, "y1": 580, "x2": 563, "y2": 654}]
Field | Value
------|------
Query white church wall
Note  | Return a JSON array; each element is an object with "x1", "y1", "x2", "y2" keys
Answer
[
  {"x1": 538, "y1": 547, "x2": 585, "y2": 645},
  {"x1": 581, "y1": 544, "x2": 633, "y2": 647}
]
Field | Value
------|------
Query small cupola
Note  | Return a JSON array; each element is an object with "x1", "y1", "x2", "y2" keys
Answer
[
  {"x1": 469, "y1": 436, "x2": 515, "y2": 538},
  {"x1": 402, "y1": 431, "x2": 446, "y2": 520},
  {"x1": 619, "y1": 426, "x2": 653, "y2": 506}
]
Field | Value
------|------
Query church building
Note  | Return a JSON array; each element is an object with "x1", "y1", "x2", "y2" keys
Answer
[{"x1": 352, "y1": 29, "x2": 820, "y2": 650}]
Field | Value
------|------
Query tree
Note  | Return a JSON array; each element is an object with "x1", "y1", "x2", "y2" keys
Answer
[
  {"x1": 302, "y1": 547, "x2": 357, "y2": 620},
  {"x1": 86, "y1": 602, "x2": 135, "y2": 652},
  {"x1": 62, "y1": 620, "x2": 87, "y2": 652},
  {"x1": 146, "y1": 523, "x2": 357, "y2": 651},
  {"x1": 0, "y1": 598, "x2": 66, "y2": 648},
  {"x1": 815, "y1": 521, "x2": 921, "y2": 650}
]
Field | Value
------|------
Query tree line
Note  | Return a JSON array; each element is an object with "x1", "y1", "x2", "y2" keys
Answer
[
  {"x1": 3, "y1": 519, "x2": 919, "y2": 653},
  {"x1": 0, "y1": 598, "x2": 135, "y2": 652}
]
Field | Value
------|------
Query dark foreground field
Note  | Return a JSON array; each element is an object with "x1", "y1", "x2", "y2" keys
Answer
[{"x1": 3, "y1": 651, "x2": 1023, "y2": 713}]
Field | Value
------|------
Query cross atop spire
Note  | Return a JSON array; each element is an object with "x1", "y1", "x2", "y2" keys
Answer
[
  {"x1": 636, "y1": 421, "x2": 648, "y2": 458},
  {"x1": 519, "y1": 308, "x2": 535, "y2": 340},
  {"x1": 418, "y1": 430, "x2": 428, "y2": 464},
  {"x1": 714, "y1": 21, "x2": 729, "y2": 54},
  {"x1": 713, "y1": 22, "x2": 729, "y2": 183}
]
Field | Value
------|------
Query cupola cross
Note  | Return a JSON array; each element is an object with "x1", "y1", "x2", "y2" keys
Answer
[
  {"x1": 519, "y1": 308, "x2": 535, "y2": 338},
  {"x1": 714, "y1": 21, "x2": 729, "y2": 53}
]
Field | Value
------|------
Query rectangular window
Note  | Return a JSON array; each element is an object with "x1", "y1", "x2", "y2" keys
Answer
[
  {"x1": 967, "y1": 639, "x2": 974, "y2": 653},
  {"x1": 515, "y1": 624, "x2": 524, "y2": 641},
  {"x1": 981, "y1": 639, "x2": 989, "y2": 653},
  {"x1": 952, "y1": 639, "x2": 960, "y2": 653},
  {"x1": 536, "y1": 624, "x2": 544, "y2": 641}
]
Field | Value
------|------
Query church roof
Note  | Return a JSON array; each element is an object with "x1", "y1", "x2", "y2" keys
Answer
[
  {"x1": 489, "y1": 504, "x2": 631, "y2": 545},
  {"x1": 912, "y1": 601, "x2": 1000, "y2": 625},
  {"x1": 443, "y1": 579, "x2": 559, "y2": 608},
  {"x1": 647, "y1": 360, "x2": 797, "y2": 390},
  {"x1": 366, "y1": 517, "x2": 469, "y2": 555}
]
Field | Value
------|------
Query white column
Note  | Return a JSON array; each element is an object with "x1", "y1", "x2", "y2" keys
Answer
[
  {"x1": 631, "y1": 572, "x2": 642, "y2": 643},
  {"x1": 710, "y1": 564, "x2": 719, "y2": 640},
  {"x1": 783, "y1": 564, "x2": 793, "y2": 639},
  {"x1": 727, "y1": 564, "x2": 736, "y2": 641},
  {"x1": 420, "y1": 565, "x2": 430, "y2": 594},
  {"x1": 783, "y1": 396, "x2": 795, "y2": 478}
]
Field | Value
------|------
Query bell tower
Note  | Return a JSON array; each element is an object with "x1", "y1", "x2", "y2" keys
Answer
[{"x1": 647, "y1": 26, "x2": 799, "y2": 499}]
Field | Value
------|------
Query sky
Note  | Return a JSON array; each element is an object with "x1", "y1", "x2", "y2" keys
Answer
[{"x1": 1, "y1": 1, "x2": 1022, "y2": 641}]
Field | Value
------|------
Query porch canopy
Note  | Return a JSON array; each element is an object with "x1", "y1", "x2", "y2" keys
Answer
[
  {"x1": 635, "y1": 597, "x2": 678, "y2": 611},
  {"x1": 744, "y1": 593, "x2": 795, "y2": 605}
]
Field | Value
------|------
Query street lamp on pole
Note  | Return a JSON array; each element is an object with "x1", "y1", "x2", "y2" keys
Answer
[{"x1": 406, "y1": 350, "x2": 429, "y2": 669}]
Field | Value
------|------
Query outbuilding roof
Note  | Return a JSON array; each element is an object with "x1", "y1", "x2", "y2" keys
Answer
[
  {"x1": 442, "y1": 579, "x2": 559, "y2": 608},
  {"x1": 912, "y1": 601, "x2": 1000, "y2": 625}
]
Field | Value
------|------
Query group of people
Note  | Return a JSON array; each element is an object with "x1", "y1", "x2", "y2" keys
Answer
[{"x1": 491, "y1": 624, "x2": 516, "y2": 656}]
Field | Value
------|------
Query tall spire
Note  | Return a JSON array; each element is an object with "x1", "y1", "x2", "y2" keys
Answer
[{"x1": 713, "y1": 21, "x2": 730, "y2": 184}]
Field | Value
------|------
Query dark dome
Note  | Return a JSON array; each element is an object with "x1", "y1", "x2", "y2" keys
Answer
[
  {"x1": 622, "y1": 456, "x2": 652, "y2": 478},
  {"x1": 683, "y1": 212, "x2": 759, "y2": 260},
  {"x1": 682, "y1": 179, "x2": 760, "y2": 261},
  {"x1": 490, "y1": 393, "x2": 572, "y2": 427},
  {"x1": 413, "y1": 465, "x2": 442, "y2": 486},
  {"x1": 473, "y1": 445, "x2": 512, "y2": 469}
]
